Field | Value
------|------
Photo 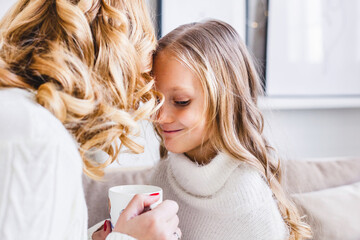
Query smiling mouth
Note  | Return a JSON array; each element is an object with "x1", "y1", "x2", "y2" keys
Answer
[{"x1": 162, "y1": 129, "x2": 183, "y2": 134}]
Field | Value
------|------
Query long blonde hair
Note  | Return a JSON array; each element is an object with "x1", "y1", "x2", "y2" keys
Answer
[
  {"x1": 154, "y1": 20, "x2": 312, "y2": 239},
  {"x1": 0, "y1": 0, "x2": 161, "y2": 179}
]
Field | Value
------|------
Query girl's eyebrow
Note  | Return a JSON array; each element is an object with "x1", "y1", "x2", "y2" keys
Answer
[{"x1": 170, "y1": 87, "x2": 193, "y2": 92}]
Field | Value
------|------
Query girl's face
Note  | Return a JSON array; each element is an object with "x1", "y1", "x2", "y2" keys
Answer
[{"x1": 153, "y1": 51, "x2": 214, "y2": 162}]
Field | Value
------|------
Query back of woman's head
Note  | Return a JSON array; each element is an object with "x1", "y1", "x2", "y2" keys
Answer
[
  {"x1": 0, "y1": 0, "x2": 159, "y2": 178},
  {"x1": 155, "y1": 19, "x2": 312, "y2": 239}
]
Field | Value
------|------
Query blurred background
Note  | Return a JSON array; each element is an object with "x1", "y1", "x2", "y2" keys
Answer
[
  {"x1": 1, "y1": 0, "x2": 359, "y2": 166},
  {"x1": 147, "y1": 0, "x2": 360, "y2": 165}
]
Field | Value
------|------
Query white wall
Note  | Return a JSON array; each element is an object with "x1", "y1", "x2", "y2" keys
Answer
[
  {"x1": 161, "y1": 0, "x2": 246, "y2": 38},
  {"x1": 0, "y1": 1, "x2": 16, "y2": 19},
  {"x1": 263, "y1": 108, "x2": 360, "y2": 160},
  {"x1": 263, "y1": 0, "x2": 360, "y2": 160},
  {"x1": 266, "y1": 0, "x2": 360, "y2": 96}
]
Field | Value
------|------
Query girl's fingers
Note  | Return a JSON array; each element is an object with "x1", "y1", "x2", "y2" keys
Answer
[
  {"x1": 167, "y1": 214, "x2": 180, "y2": 232},
  {"x1": 146, "y1": 200, "x2": 179, "y2": 221},
  {"x1": 120, "y1": 194, "x2": 161, "y2": 221}
]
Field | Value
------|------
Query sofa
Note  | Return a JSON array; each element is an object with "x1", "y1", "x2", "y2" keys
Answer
[{"x1": 83, "y1": 157, "x2": 360, "y2": 240}]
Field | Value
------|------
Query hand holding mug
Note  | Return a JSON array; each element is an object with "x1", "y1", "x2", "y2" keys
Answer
[
  {"x1": 92, "y1": 185, "x2": 181, "y2": 240},
  {"x1": 108, "y1": 185, "x2": 163, "y2": 227},
  {"x1": 114, "y1": 194, "x2": 181, "y2": 240}
]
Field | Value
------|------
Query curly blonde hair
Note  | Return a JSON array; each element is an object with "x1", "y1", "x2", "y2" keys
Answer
[
  {"x1": 154, "y1": 20, "x2": 312, "y2": 239},
  {"x1": 0, "y1": 0, "x2": 161, "y2": 179}
]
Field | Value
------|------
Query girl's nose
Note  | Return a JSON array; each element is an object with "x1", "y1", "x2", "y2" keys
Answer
[{"x1": 157, "y1": 104, "x2": 174, "y2": 124}]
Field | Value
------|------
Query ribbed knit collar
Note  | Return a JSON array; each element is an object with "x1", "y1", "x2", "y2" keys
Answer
[{"x1": 167, "y1": 152, "x2": 241, "y2": 197}]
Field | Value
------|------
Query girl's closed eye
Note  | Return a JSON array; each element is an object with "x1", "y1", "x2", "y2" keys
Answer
[{"x1": 174, "y1": 100, "x2": 191, "y2": 106}]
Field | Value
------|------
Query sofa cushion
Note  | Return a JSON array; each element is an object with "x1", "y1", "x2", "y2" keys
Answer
[
  {"x1": 283, "y1": 158, "x2": 360, "y2": 194},
  {"x1": 291, "y1": 181, "x2": 360, "y2": 240}
]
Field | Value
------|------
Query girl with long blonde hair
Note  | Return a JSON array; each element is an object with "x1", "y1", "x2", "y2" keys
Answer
[
  {"x1": 151, "y1": 19, "x2": 312, "y2": 239},
  {"x1": 0, "y1": 0, "x2": 181, "y2": 239}
]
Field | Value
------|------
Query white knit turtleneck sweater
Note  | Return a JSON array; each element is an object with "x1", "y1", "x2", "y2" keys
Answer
[
  {"x1": 151, "y1": 152, "x2": 289, "y2": 240},
  {"x1": 0, "y1": 88, "x2": 134, "y2": 240}
]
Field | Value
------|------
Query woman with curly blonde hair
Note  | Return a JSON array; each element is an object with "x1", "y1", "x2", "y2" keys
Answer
[{"x1": 0, "y1": 0, "x2": 180, "y2": 239}]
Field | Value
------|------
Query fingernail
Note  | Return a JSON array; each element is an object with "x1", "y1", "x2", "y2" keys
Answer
[
  {"x1": 150, "y1": 193, "x2": 159, "y2": 196},
  {"x1": 104, "y1": 220, "x2": 108, "y2": 231}
]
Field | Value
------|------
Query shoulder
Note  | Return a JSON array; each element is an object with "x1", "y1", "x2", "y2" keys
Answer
[
  {"x1": 0, "y1": 91, "x2": 86, "y2": 239},
  {"x1": 0, "y1": 88, "x2": 80, "y2": 167},
  {"x1": 0, "y1": 88, "x2": 75, "y2": 144},
  {"x1": 229, "y1": 163, "x2": 289, "y2": 236},
  {"x1": 227, "y1": 162, "x2": 275, "y2": 205}
]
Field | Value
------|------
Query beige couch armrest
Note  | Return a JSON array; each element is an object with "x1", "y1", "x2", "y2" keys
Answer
[
  {"x1": 284, "y1": 157, "x2": 360, "y2": 239},
  {"x1": 283, "y1": 157, "x2": 360, "y2": 194}
]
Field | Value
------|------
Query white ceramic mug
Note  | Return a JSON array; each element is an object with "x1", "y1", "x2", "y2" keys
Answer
[{"x1": 108, "y1": 185, "x2": 163, "y2": 228}]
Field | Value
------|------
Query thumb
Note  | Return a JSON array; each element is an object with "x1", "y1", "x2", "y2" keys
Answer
[{"x1": 121, "y1": 194, "x2": 160, "y2": 220}]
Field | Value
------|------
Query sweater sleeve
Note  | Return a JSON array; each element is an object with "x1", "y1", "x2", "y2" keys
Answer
[
  {"x1": 88, "y1": 220, "x2": 137, "y2": 240},
  {"x1": 106, "y1": 232, "x2": 137, "y2": 240},
  {"x1": 0, "y1": 89, "x2": 141, "y2": 240},
  {"x1": 0, "y1": 135, "x2": 88, "y2": 240}
]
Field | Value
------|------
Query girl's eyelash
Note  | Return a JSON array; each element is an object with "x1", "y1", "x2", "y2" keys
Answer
[{"x1": 174, "y1": 100, "x2": 190, "y2": 106}]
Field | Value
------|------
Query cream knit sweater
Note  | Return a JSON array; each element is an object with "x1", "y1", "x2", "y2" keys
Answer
[
  {"x1": 0, "y1": 88, "x2": 133, "y2": 240},
  {"x1": 151, "y1": 152, "x2": 289, "y2": 240}
]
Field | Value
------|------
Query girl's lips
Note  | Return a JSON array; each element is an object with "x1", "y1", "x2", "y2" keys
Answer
[{"x1": 163, "y1": 129, "x2": 183, "y2": 134}]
